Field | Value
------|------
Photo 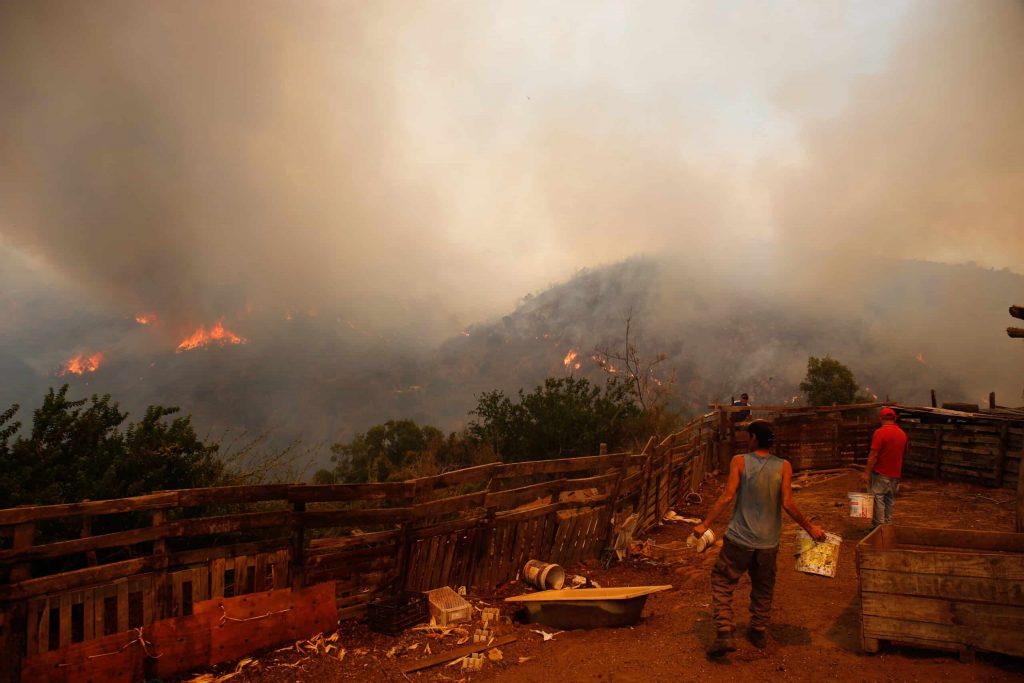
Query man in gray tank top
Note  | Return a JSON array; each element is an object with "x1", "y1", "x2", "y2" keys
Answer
[{"x1": 692, "y1": 420, "x2": 825, "y2": 657}]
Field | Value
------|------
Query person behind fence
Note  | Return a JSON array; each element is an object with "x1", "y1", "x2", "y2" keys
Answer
[
  {"x1": 731, "y1": 393, "x2": 751, "y2": 423},
  {"x1": 692, "y1": 419, "x2": 826, "y2": 657},
  {"x1": 860, "y1": 406, "x2": 907, "y2": 527}
]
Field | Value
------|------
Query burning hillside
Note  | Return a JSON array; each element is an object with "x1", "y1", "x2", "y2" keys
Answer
[
  {"x1": 59, "y1": 352, "x2": 104, "y2": 376},
  {"x1": 176, "y1": 320, "x2": 246, "y2": 352}
]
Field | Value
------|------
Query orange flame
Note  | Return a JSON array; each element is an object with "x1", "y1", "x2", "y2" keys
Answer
[
  {"x1": 60, "y1": 352, "x2": 104, "y2": 375},
  {"x1": 134, "y1": 312, "x2": 157, "y2": 325},
  {"x1": 591, "y1": 353, "x2": 618, "y2": 374},
  {"x1": 563, "y1": 349, "x2": 579, "y2": 368},
  {"x1": 176, "y1": 320, "x2": 246, "y2": 352},
  {"x1": 916, "y1": 352, "x2": 927, "y2": 365}
]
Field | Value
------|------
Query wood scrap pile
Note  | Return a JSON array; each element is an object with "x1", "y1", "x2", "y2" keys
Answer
[{"x1": 790, "y1": 467, "x2": 857, "y2": 490}]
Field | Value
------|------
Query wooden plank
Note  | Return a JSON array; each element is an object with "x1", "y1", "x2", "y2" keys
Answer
[
  {"x1": 300, "y1": 508, "x2": 412, "y2": 528},
  {"x1": 484, "y1": 480, "x2": 562, "y2": 510},
  {"x1": 58, "y1": 592, "x2": 72, "y2": 649},
  {"x1": 413, "y1": 491, "x2": 488, "y2": 517},
  {"x1": 495, "y1": 497, "x2": 610, "y2": 523},
  {"x1": 149, "y1": 611, "x2": 214, "y2": 678},
  {"x1": 892, "y1": 526, "x2": 1024, "y2": 553},
  {"x1": 168, "y1": 537, "x2": 291, "y2": 568},
  {"x1": 254, "y1": 553, "x2": 268, "y2": 592},
  {"x1": 409, "y1": 514, "x2": 486, "y2": 539},
  {"x1": 36, "y1": 598, "x2": 50, "y2": 653},
  {"x1": 1018, "y1": 449, "x2": 1024, "y2": 532},
  {"x1": 93, "y1": 586, "x2": 108, "y2": 639},
  {"x1": 423, "y1": 536, "x2": 442, "y2": 590},
  {"x1": 0, "y1": 558, "x2": 159, "y2": 602},
  {"x1": 0, "y1": 492, "x2": 179, "y2": 526},
  {"x1": 0, "y1": 524, "x2": 167, "y2": 563},
  {"x1": 401, "y1": 634, "x2": 517, "y2": 673},
  {"x1": 494, "y1": 453, "x2": 624, "y2": 479},
  {"x1": 862, "y1": 592, "x2": 1024, "y2": 629},
  {"x1": 78, "y1": 591, "x2": 95, "y2": 644},
  {"x1": 510, "y1": 520, "x2": 528, "y2": 582},
  {"x1": 195, "y1": 566, "x2": 211, "y2": 602},
  {"x1": 143, "y1": 577, "x2": 155, "y2": 625},
  {"x1": 210, "y1": 557, "x2": 226, "y2": 599},
  {"x1": 862, "y1": 614, "x2": 1024, "y2": 657},
  {"x1": 859, "y1": 569, "x2": 1024, "y2": 606},
  {"x1": 492, "y1": 523, "x2": 510, "y2": 587},
  {"x1": 306, "y1": 544, "x2": 396, "y2": 570},
  {"x1": 175, "y1": 484, "x2": 292, "y2": 507},
  {"x1": 550, "y1": 512, "x2": 570, "y2": 565},
  {"x1": 308, "y1": 529, "x2": 399, "y2": 551},
  {"x1": 20, "y1": 625, "x2": 148, "y2": 683},
  {"x1": 176, "y1": 510, "x2": 290, "y2": 537},
  {"x1": 562, "y1": 471, "x2": 621, "y2": 493},
  {"x1": 408, "y1": 463, "x2": 500, "y2": 489},
  {"x1": 195, "y1": 582, "x2": 337, "y2": 666},
  {"x1": 25, "y1": 599, "x2": 43, "y2": 655},
  {"x1": 151, "y1": 509, "x2": 170, "y2": 623},
  {"x1": 116, "y1": 581, "x2": 129, "y2": 633},
  {"x1": 171, "y1": 570, "x2": 184, "y2": 617},
  {"x1": 273, "y1": 549, "x2": 290, "y2": 589},
  {"x1": 858, "y1": 549, "x2": 1024, "y2": 580},
  {"x1": 440, "y1": 532, "x2": 457, "y2": 588},
  {"x1": 287, "y1": 482, "x2": 415, "y2": 504}
]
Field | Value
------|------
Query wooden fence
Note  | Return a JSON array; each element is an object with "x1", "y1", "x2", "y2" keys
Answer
[
  {"x1": 1, "y1": 402, "x2": 1020, "y2": 681},
  {"x1": 0, "y1": 423, "x2": 718, "y2": 682}
]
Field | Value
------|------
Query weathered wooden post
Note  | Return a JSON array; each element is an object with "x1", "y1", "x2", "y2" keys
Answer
[
  {"x1": 1004, "y1": 305, "x2": 1023, "y2": 530},
  {"x1": 716, "y1": 405, "x2": 731, "y2": 472},
  {"x1": 1017, "y1": 467, "x2": 1024, "y2": 533},
  {"x1": 290, "y1": 501, "x2": 307, "y2": 589},
  {"x1": 0, "y1": 521, "x2": 35, "y2": 683}
]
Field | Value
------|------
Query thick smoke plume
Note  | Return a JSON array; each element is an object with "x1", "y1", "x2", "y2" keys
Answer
[
  {"x1": 1, "y1": 1, "x2": 1022, "y2": 447},
  {"x1": 772, "y1": 0, "x2": 1024, "y2": 275}
]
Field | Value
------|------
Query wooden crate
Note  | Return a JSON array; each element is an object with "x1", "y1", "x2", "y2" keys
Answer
[{"x1": 856, "y1": 525, "x2": 1024, "y2": 662}]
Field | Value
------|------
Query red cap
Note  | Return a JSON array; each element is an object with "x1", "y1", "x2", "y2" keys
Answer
[{"x1": 880, "y1": 407, "x2": 896, "y2": 420}]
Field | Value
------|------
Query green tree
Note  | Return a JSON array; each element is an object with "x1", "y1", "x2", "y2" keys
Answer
[
  {"x1": 0, "y1": 386, "x2": 225, "y2": 509},
  {"x1": 468, "y1": 376, "x2": 641, "y2": 461},
  {"x1": 324, "y1": 419, "x2": 476, "y2": 484},
  {"x1": 799, "y1": 356, "x2": 870, "y2": 406}
]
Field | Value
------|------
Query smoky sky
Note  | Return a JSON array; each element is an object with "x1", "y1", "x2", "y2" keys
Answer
[{"x1": 1, "y1": 0, "x2": 1022, "y2": 345}]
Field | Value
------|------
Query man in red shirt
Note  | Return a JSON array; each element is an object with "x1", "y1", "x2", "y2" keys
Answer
[{"x1": 860, "y1": 407, "x2": 908, "y2": 527}]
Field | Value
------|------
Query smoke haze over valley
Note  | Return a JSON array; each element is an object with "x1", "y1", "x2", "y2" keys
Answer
[{"x1": 1, "y1": 1, "x2": 1022, "y2": 461}]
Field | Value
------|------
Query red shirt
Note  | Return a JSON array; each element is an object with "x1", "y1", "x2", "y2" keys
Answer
[{"x1": 870, "y1": 423, "x2": 907, "y2": 478}]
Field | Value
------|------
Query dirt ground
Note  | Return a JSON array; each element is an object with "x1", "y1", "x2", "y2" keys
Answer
[{"x1": 192, "y1": 471, "x2": 1023, "y2": 683}]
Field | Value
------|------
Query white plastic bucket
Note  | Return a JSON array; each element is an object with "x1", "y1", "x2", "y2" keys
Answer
[{"x1": 848, "y1": 492, "x2": 874, "y2": 519}]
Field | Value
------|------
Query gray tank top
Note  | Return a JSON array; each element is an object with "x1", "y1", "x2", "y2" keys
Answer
[{"x1": 725, "y1": 452, "x2": 784, "y2": 549}]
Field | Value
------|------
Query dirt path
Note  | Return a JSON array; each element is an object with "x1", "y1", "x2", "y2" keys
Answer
[{"x1": 202, "y1": 472, "x2": 1023, "y2": 683}]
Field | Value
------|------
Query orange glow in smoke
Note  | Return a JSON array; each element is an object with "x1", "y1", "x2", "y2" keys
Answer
[
  {"x1": 563, "y1": 349, "x2": 579, "y2": 368},
  {"x1": 916, "y1": 352, "x2": 927, "y2": 365},
  {"x1": 176, "y1": 320, "x2": 246, "y2": 352},
  {"x1": 60, "y1": 352, "x2": 104, "y2": 375},
  {"x1": 134, "y1": 313, "x2": 157, "y2": 325}
]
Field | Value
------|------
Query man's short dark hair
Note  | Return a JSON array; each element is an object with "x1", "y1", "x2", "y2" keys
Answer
[
  {"x1": 740, "y1": 393, "x2": 749, "y2": 400},
  {"x1": 747, "y1": 420, "x2": 774, "y2": 448}
]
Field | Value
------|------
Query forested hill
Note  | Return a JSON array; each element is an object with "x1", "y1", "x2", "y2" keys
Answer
[{"x1": 2, "y1": 248, "x2": 1021, "y2": 448}]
